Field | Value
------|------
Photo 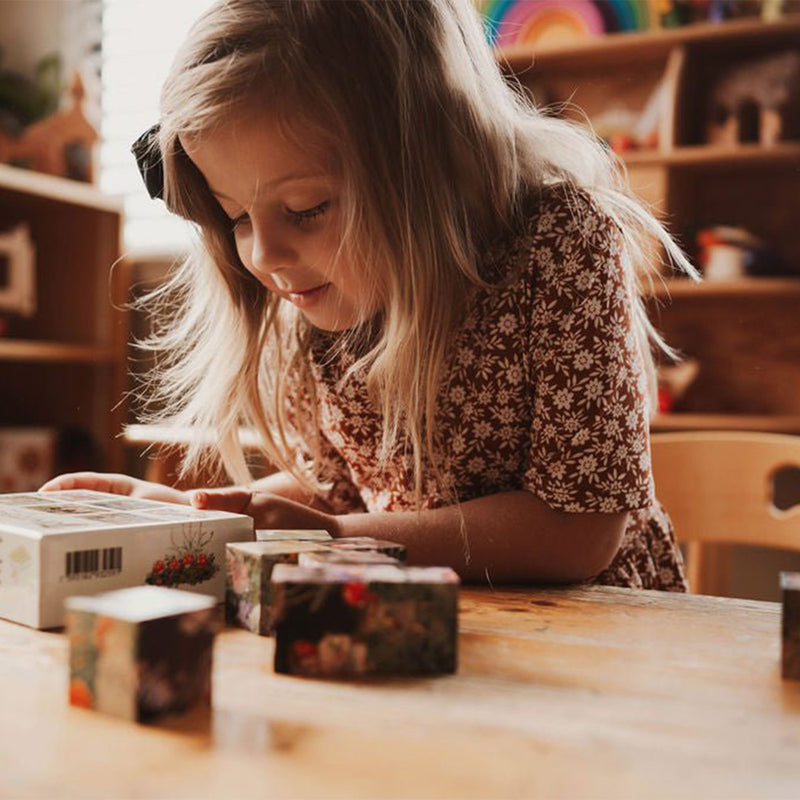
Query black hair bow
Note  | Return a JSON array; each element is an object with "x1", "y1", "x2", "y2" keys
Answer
[{"x1": 130, "y1": 123, "x2": 165, "y2": 201}]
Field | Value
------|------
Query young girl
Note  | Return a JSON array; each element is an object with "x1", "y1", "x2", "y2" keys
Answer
[{"x1": 43, "y1": 0, "x2": 694, "y2": 590}]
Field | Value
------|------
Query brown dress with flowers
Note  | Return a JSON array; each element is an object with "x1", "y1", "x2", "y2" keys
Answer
[{"x1": 292, "y1": 184, "x2": 687, "y2": 592}]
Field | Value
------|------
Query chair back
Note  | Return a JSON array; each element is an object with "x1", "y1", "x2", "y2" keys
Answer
[{"x1": 650, "y1": 431, "x2": 800, "y2": 593}]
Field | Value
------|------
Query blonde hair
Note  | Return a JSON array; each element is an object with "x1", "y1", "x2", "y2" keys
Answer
[{"x1": 139, "y1": 0, "x2": 694, "y2": 501}]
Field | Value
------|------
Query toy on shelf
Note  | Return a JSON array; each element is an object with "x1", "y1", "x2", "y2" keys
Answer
[
  {"x1": 593, "y1": 78, "x2": 667, "y2": 154},
  {"x1": 0, "y1": 426, "x2": 103, "y2": 494},
  {"x1": 66, "y1": 585, "x2": 218, "y2": 722},
  {"x1": 0, "y1": 69, "x2": 98, "y2": 183},
  {"x1": 660, "y1": 0, "x2": 767, "y2": 27},
  {"x1": 0, "y1": 223, "x2": 36, "y2": 335},
  {"x1": 657, "y1": 358, "x2": 700, "y2": 414},
  {"x1": 0, "y1": 48, "x2": 60, "y2": 132},
  {"x1": 479, "y1": 1, "x2": 652, "y2": 50},
  {"x1": 479, "y1": 0, "x2": 785, "y2": 50},
  {"x1": 707, "y1": 51, "x2": 800, "y2": 147},
  {"x1": 696, "y1": 226, "x2": 796, "y2": 280}
]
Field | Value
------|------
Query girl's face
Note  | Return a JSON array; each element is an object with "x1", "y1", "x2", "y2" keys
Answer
[{"x1": 183, "y1": 114, "x2": 374, "y2": 331}]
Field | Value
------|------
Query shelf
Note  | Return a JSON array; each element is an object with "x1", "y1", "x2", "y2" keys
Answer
[
  {"x1": 623, "y1": 143, "x2": 800, "y2": 169},
  {"x1": 0, "y1": 339, "x2": 117, "y2": 364},
  {"x1": 0, "y1": 163, "x2": 123, "y2": 213},
  {"x1": 498, "y1": 15, "x2": 800, "y2": 72},
  {"x1": 124, "y1": 424, "x2": 263, "y2": 449},
  {"x1": 649, "y1": 277, "x2": 800, "y2": 299},
  {"x1": 652, "y1": 414, "x2": 800, "y2": 434}
]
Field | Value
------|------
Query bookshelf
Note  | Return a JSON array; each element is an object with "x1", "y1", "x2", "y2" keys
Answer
[
  {"x1": 500, "y1": 16, "x2": 800, "y2": 434},
  {"x1": 0, "y1": 163, "x2": 128, "y2": 471}
]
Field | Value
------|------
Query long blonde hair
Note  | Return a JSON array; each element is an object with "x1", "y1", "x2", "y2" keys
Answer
[{"x1": 138, "y1": 0, "x2": 694, "y2": 501}]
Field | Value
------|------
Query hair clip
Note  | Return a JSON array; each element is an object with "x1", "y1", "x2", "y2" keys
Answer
[{"x1": 131, "y1": 123, "x2": 164, "y2": 201}]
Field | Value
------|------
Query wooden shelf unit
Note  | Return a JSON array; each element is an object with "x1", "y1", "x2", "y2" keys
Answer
[
  {"x1": 650, "y1": 277, "x2": 800, "y2": 299},
  {"x1": 0, "y1": 164, "x2": 128, "y2": 471},
  {"x1": 499, "y1": 16, "x2": 800, "y2": 71},
  {"x1": 651, "y1": 413, "x2": 800, "y2": 434},
  {"x1": 501, "y1": 18, "x2": 800, "y2": 433}
]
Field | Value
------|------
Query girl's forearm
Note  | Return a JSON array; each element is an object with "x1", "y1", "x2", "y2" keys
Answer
[{"x1": 335, "y1": 490, "x2": 628, "y2": 584}]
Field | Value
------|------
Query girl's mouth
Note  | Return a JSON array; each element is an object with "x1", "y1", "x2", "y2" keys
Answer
[{"x1": 287, "y1": 283, "x2": 331, "y2": 308}]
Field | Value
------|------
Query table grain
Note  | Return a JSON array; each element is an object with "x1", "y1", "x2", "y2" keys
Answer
[{"x1": 1, "y1": 585, "x2": 798, "y2": 799}]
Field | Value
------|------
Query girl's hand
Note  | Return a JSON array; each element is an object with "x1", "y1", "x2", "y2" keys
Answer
[
  {"x1": 192, "y1": 488, "x2": 340, "y2": 536},
  {"x1": 39, "y1": 472, "x2": 190, "y2": 505}
]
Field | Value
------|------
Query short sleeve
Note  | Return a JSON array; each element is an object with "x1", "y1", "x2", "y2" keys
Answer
[{"x1": 522, "y1": 187, "x2": 655, "y2": 513}]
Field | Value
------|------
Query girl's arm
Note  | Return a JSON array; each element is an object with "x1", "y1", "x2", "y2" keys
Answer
[
  {"x1": 194, "y1": 487, "x2": 627, "y2": 584},
  {"x1": 335, "y1": 490, "x2": 627, "y2": 584}
]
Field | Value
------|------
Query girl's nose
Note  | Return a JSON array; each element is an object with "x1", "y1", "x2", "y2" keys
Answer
[{"x1": 250, "y1": 221, "x2": 297, "y2": 277}]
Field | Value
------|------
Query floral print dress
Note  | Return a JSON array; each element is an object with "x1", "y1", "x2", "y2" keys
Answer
[{"x1": 291, "y1": 184, "x2": 687, "y2": 592}]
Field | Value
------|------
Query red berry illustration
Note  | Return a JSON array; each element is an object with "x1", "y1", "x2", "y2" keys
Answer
[
  {"x1": 343, "y1": 582, "x2": 367, "y2": 607},
  {"x1": 293, "y1": 641, "x2": 318, "y2": 659},
  {"x1": 169, "y1": 558, "x2": 180, "y2": 572},
  {"x1": 197, "y1": 553, "x2": 208, "y2": 566},
  {"x1": 152, "y1": 560, "x2": 165, "y2": 573},
  {"x1": 183, "y1": 553, "x2": 194, "y2": 566}
]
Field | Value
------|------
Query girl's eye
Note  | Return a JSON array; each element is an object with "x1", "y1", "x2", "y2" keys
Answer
[
  {"x1": 286, "y1": 201, "x2": 330, "y2": 227},
  {"x1": 230, "y1": 212, "x2": 250, "y2": 231}
]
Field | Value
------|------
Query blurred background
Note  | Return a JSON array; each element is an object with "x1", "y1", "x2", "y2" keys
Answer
[{"x1": 0, "y1": 0, "x2": 799, "y2": 600}]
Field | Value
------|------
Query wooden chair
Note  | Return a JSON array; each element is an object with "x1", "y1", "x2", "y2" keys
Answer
[{"x1": 650, "y1": 431, "x2": 800, "y2": 595}]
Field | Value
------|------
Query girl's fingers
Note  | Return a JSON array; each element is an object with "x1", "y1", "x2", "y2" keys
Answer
[
  {"x1": 192, "y1": 489, "x2": 254, "y2": 515},
  {"x1": 40, "y1": 472, "x2": 127, "y2": 493}
]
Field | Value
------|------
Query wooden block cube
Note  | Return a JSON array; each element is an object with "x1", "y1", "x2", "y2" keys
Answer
[
  {"x1": 298, "y1": 549, "x2": 400, "y2": 567},
  {"x1": 327, "y1": 536, "x2": 407, "y2": 562},
  {"x1": 66, "y1": 586, "x2": 217, "y2": 722},
  {"x1": 781, "y1": 572, "x2": 800, "y2": 680},
  {"x1": 271, "y1": 563, "x2": 459, "y2": 677},
  {"x1": 225, "y1": 541, "x2": 328, "y2": 634},
  {"x1": 255, "y1": 529, "x2": 332, "y2": 542}
]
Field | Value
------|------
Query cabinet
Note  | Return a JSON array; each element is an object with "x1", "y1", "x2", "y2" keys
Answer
[
  {"x1": 0, "y1": 163, "x2": 128, "y2": 472},
  {"x1": 500, "y1": 16, "x2": 800, "y2": 434}
]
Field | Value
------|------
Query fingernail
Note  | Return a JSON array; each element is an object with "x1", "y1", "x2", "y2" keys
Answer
[{"x1": 193, "y1": 491, "x2": 207, "y2": 507}]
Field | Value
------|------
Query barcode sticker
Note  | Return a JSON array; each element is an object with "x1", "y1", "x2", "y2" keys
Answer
[{"x1": 65, "y1": 547, "x2": 122, "y2": 578}]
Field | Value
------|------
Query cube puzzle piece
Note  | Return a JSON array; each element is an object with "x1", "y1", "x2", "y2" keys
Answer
[
  {"x1": 298, "y1": 549, "x2": 400, "y2": 567},
  {"x1": 256, "y1": 529, "x2": 333, "y2": 542},
  {"x1": 271, "y1": 562, "x2": 459, "y2": 677},
  {"x1": 326, "y1": 537, "x2": 407, "y2": 562},
  {"x1": 225, "y1": 540, "x2": 329, "y2": 634},
  {"x1": 781, "y1": 572, "x2": 800, "y2": 680},
  {"x1": 66, "y1": 585, "x2": 217, "y2": 722}
]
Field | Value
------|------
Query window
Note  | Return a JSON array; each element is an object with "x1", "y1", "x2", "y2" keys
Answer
[{"x1": 99, "y1": 0, "x2": 214, "y2": 257}]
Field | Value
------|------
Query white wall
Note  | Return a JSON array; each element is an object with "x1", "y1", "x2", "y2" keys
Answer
[
  {"x1": 0, "y1": 1, "x2": 69, "y2": 74},
  {"x1": 0, "y1": 0, "x2": 98, "y2": 103}
]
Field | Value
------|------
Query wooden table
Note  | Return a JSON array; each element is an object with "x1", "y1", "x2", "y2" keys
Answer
[{"x1": 1, "y1": 585, "x2": 799, "y2": 799}]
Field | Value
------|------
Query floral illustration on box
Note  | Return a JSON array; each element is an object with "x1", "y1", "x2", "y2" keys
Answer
[{"x1": 144, "y1": 529, "x2": 218, "y2": 587}]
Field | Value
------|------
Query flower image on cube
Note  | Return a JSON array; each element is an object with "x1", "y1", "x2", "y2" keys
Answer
[{"x1": 66, "y1": 585, "x2": 218, "y2": 723}]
